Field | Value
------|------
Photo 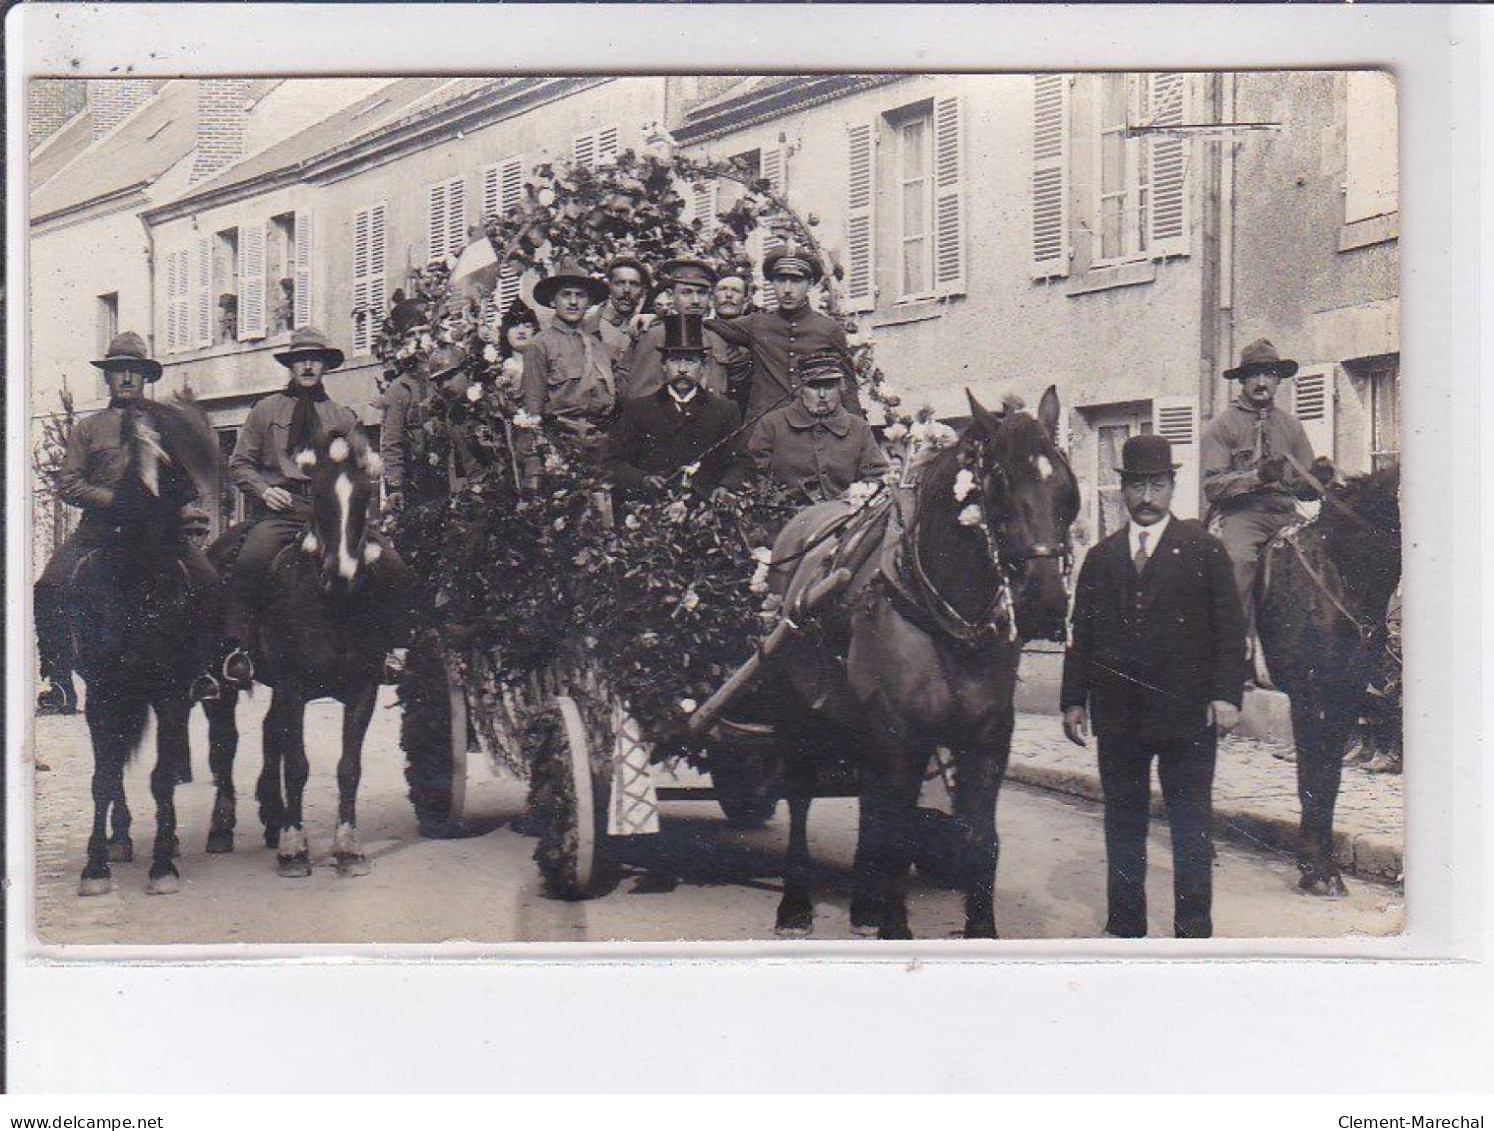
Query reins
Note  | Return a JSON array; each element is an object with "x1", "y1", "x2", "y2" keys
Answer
[
  {"x1": 1275, "y1": 525, "x2": 1378, "y2": 641},
  {"x1": 1281, "y1": 451, "x2": 1400, "y2": 537}
]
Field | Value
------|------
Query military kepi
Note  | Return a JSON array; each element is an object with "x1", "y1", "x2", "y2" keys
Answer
[
  {"x1": 91, "y1": 331, "x2": 162, "y2": 382},
  {"x1": 795, "y1": 348, "x2": 853, "y2": 385},
  {"x1": 1116, "y1": 433, "x2": 1181, "y2": 476},
  {"x1": 1224, "y1": 338, "x2": 1298, "y2": 381}
]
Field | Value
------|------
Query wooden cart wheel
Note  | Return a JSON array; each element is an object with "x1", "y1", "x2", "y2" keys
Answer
[
  {"x1": 535, "y1": 695, "x2": 603, "y2": 900},
  {"x1": 445, "y1": 657, "x2": 470, "y2": 823}
]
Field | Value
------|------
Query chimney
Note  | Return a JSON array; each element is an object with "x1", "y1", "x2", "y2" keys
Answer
[
  {"x1": 87, "y1": 78, "x2": 155, "y2": 143},
  {"x1": 191, "y1": 78, "x2": 249, "y2": 183},
  {"x1": 28, "y1": 78, "x2": 87, "y2": 150}
]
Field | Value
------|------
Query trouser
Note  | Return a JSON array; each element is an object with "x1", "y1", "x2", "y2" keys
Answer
[
  {"x1": 223, "y1": 509, "x2": 416, "y2": 645},
  {"x1": 36, "y1": 518, "x2": 222, "y2": 679},
  {"x1": 1215, "y1": 503, "x2": 1298, "y2": 633},
  {"x1": 1097, "y1": 727, "x2": 1218, "y2": 939}
]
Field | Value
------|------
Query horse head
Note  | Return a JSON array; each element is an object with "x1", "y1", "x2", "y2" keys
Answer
[
  {"x1": 1321, "y1": 462, "x2": 1402, "y2": 613},
  {"x1": 297, "y1": 430, "x2": 383, "y2": 595},
  {"x1": 956, "y1": 385, "x2": 1080, "y2": 643}
]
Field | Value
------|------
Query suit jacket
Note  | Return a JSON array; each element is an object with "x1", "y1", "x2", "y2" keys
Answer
[
  {"x1": 1060, "y1": 516, "x2": 1247, "y2": 741},
  {"x1": 601, "y1": 388, "x2": 751, "y2": 494}
]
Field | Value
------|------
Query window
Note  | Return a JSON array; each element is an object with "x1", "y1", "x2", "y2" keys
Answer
[
  {"x1": 217, "y1": 427, "x2": 244, "y2": 529},
  {"x1": 1345, "y1": 72, "x2": 1398, "y2": 224},
  {"x1": 572, "y1": 124, "x2": 619, "y2": 171},
  {"x1": 96, "y1": 293, "x2": 118, "y2": 396},
  {"x1": 426, "y1": 176, "x2": 467, "y2": 263},
  {"x1": 1368, "y1": 358, "x2": 1400, "y2": 470},
  {"x1": 352, "y1": 202, "x2": 387, "y2": 355},
  {"x1": 896, "y1": 110, "x2": 934, "y2": 300}
]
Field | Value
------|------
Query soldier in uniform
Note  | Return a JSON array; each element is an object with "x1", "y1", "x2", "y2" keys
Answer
[
  {"x1": 220, "y1": 327, "x2": 413, "y2": 685},
  {"x1": 621, "y1": 259, "x2": 734, "y2": 399},
  {"x1": 34, "y1": 332, "x2": 222, "y2": 713},
  {"x1": 708, "y1": 245, "x2": 862, "y2": 439},
  {"x1": 1199, "y1": 339, "x2": 1316, "y2": 651},
  {"x1": 381, "y1": 344, "x2": 472, "y2": 513},
  {"x1": 583, "y1": 255, "x2": 652, "y2": 384},
  {"x1": 748, "y1": 350, "x2": 888, "y2": 505}
]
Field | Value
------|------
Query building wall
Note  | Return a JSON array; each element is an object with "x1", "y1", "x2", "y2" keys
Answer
[{"x1": 1228, "y1": 70, "x2": 1400, "y2": 475}]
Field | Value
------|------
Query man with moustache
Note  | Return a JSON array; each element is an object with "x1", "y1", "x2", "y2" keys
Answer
[
  {"x1": 584, "y1": 255, "x2": 652, "y2": 382},
  {"x1": 620, "y1": 258, "x2": 734, "y2": 399},
  {"x1": 1061, "y1": 434, "x2": 1247, "y2": 939}
]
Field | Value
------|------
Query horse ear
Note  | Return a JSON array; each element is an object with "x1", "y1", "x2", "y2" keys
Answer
[
  {"x1": 966, "y1": 388, "x2": 1003, "y2": 437},
  {"x1": 1037, "y1": 384, "x2": 1061, "y2": 440}
]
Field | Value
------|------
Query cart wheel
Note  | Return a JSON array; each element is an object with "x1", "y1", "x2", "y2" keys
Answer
[
  {"x1": 534, "y1": 695, "x2": 605, "y2": 900},
  {"x1": 910, "y1": 806, "x2": 964, "y2": 890},
  {"x1": 708, "y1": 749, "x2": 780, "y2": 828}
]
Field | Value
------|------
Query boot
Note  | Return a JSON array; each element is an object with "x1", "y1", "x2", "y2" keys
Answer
[
  {"x1": 37, "y1": 673, "x2": 78, "y2": 716},
  {"x1": 381, "y1": 648, "x2": 408, "y2": 686}
]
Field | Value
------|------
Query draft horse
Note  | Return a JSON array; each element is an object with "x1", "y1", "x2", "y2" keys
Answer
[
  {"x1": 203, "y1": 430, "x2": 402, "y2": 878},
  {"x1": 768, "y1": 387, "x2": 1079, "y2": 939},
  {"x1": 72, "y1": 399, "x2": 220, "y2": 896},
  {"x1": 1256, "y1": 464, "x2": 1401, "y2": 895}
]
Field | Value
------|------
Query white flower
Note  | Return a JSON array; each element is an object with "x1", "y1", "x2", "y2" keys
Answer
[
  {"x1": 958, "y1": 504, "x2": 983, "y2": 527},
  {"x1": 537, "y1": 188, "x2": 556, "y2": 207},
  {"x1": 679, "y1": 697, "x2": 698, "y2": 714},
  {"x1": 953, "y1": 469, "x2": 976, "y2": 503},
  {"x1": 883, "y1": 422, "x2": 908, "y2": 443},
  {"x1": 927, "y1": 422, "x2": 959, "y2": 449},
  {"x1": 544, "y1": 453, "x2": 566, "y2": 473},
  {"x1": 681, "y1": 461, "x2": 701, "y2": 480},
  {"x1": 846, "y1": 480, "x2": 880, "y2": 509},
  {"x1": 512, "y1": 410, "x2": 542, "y2": 429},
  {"x1": 483, "y1": 344, "x2": 499, "y2": 363},
  {"x1": 750, "y1": 546, "x2": 773, "y2": 565},
  {"x1": 552, "y1": 517, "x2": 567, "y2": 532},
  {"x1": 749, "y1": 561, "x2": 771, "y2": 594},
  {"x1": 466, "y1": 382, "x2": 484, "y2": 402},
  {"x1": 680, "y1": 587, "x2": 701, "y2": 612},
  {"x1": 624, "y1": 514, "x2": 640, "y2": 529},
  {"x1": 294, "y1": 449, "x2": 317, "y2": 470},
  {"x1": 665, "y1": 500, "x2": 688, "y2": 524}
]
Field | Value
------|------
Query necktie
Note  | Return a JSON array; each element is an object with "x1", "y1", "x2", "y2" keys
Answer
[{"x1": 1134, "y1": 529, "x2": 1150, "y2": 574}]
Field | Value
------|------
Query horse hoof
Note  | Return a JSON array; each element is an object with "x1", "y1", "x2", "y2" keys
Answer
[
  {"x1": 147, "y1": 871, "x2": 181, "y2": 896},
  {"x1": 264, "y1": 829, "x2": 280, "y2": 850},
  {"x1": 773, "y1": 924, "x2": 813, "y2": 939},
  {"x1": 205, "y1": 831, "x2": 235, "y2": 854},
  {"x1": 774, "y1": 903, "x2": 814, "y2": 936},
  {"x1": 107, "y1": 839, "x2": 134, "y2": 864},
  {"x1": 78, "y1": 875, "x2": 112, "y2": 897},
  {"x1": 334, "y1": 854, "x2": 371, "y2": 878},
  {"x1": 877, "y1": 923, "x2": 914, "y2": 941},
  {"x1": 850, "y1": 922, "x2": 881, "y2": 938},
  {"x1": 963, "y1": 920, "x2": 999, "y2": 940},
  {"x1": 277, "y1": 853, "x2": 311, "y2": 879}
]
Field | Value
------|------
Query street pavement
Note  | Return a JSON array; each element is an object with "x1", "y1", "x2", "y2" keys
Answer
[{"x1": 27, "y1": 688, "x2": 1401, "y2": 946}]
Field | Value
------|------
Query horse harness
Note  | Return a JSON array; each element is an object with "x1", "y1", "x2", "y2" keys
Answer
[{"x1": 1263, "y1": 521, "x2": 1378, "y2": 642}]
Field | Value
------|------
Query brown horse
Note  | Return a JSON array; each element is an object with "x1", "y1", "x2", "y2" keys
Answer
[
  {"x1": 767, "y1": 388, "x2": 1078, "y2": 939},
  {"x1": 1256, "y1": 464, "x2": 1401, "y2": 895}
]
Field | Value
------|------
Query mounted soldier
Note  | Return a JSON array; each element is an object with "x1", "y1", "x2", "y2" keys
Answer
[
  {"x1": 220, "y1": 327, "x2": 414, "y2": 686},
  {"x1": 34, "y1": 332, "x2": 223, "y2": 713}
]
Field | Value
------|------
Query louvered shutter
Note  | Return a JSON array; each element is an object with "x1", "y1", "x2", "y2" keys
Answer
[
  {"x1": 238, "y1": 224, "x2": 266, "y2": 340},
  {"x1": 482, "y1": 163, "x2": 501, "y2": 221},
  {"x1": 1152, "y1": 395, "x2": 1200, "y2": 518},
  {"x1": 756, "y1": 145, "x2": 788, "y2": 312},
  {"x1": 596, "y1": 125, "x2": 619, "y2": 166},
  {"x1": 932, "y1": 94, "x2": 967, "y2": 296},
  {"x1": 1031, "y1": 74, "x2": 1070, "y2": 279},
  {"x1": 692, "y1": 179, "x2": 719, "y2": 237},
  {"x1": 368, "y1": 203, "x2": 387, "y2": 343},
  {"x1": 195, "y1": 236, "x2": 212, "y2": 347},
  {"x1": 427, "y1": 181, "x2": 448, "y2": 262},
  {"x1": 573, "y1": 131, "x2": 597, "y2": 171},
  {"x1": 1146, "y1": 73, "x2": 1190, "y2": 258},
  {"x1": 293, "y1": 210, "x2": 313, "y2": 329},
  {"x1": 352, "y1": 207, "x2": 370, "y2": 353},
  {"x1": 446, "y1": 178, "x2": 466, "y2": 259},
  {"x1": 1292, "y1": 366, "x2": 1336, "y2": 461},
  {"x1": 352, "y1": 203, "x2": 386, "y2": 355},
  {"x1": 164, "y1": 251, "x2": 181, "y2": 352},
  {"x1": 843, "y1": 123, "x2": 876, "y2": 312}
]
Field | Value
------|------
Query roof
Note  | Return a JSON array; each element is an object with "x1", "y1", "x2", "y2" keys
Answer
[
  {"x1": 674, "y1": 74, "x2": 903, "y2": 144},
  {"x1": 30, "y1": 80, "x2": 197, "y2": 221},
  {"x1": 28, "y1": 108, "x2": 94, "y2": 191},
  {"x1": 182, "y1": 77, "x2": 485, "y2": 201}
]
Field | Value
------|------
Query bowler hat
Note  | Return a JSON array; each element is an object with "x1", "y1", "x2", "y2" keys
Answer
[
  {"x1": 657, "y1": 313, "x2": 710, "y2": 355},
  {"x1": 531, "y1": 258, "x2": 609, "y2": 308},
  {"x1": 795, "y1": 348, "x2": 853, "y2": 385},
  {"x1": 274, "y1": 326, "x2": 345, "y2": 371},
  {"x1": 1224, "y1": 338, "x2": 1298, "y2": 381},
  {"x1": 1116, "y1": 433, "x2": 1181, "y2": 476},
  {"x1": 764, "y1": 245, "x2": 823, "y2": 284},
  {"x1": 659, "y1": 257, "x2": 717, "y2": 288},
  {"x1": 90, "y1": 331, "x2": 162, "y2": 382},
  {"x1": 604, "y1": 255, "x2": 653, "y2": 294}
]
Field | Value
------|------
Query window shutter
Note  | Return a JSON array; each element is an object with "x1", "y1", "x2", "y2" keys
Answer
[
  {"x1": 164, "y1": 250, "x2": 181, "y2": 353},
  {"x1": 843, "y1": 123, "x2": 876, "y2": 312},
  {"x1": 1345, "y1": 72, "x2": 1398, "y2": 223},
  {"x1": 1292, "y1": 365, "x2": 1337, "y2": 461},
  {"x1": 932, "y1": 94, "x2": 967, "y2": 297},
  {"x1": 482, "y1": 163, "x2": 501, "y2": 221},
  {"x1": 446, "y1": 177, "x2": 467, "y2": 258},
  {"x1": 426, "y1": 181, "x2": 447, "y2": 261},
  {"x1": 573, "y1": 131, "x2": 597, "y2": 171},
  {"x1": 369, "y1": 202, "x2": 387, "y2": 344},
  {"x1": 195, "y1": 235, "x2": 212, "y2": 348},
  {"x1": 758, "y1": 145, "x2": 787, "y2": 311},
  {"x1": 1152, "y1": 395, "x2": 1200, "y2": 518},
  {"x1": 1031, "y1": 74, "x2": 1070, "y2": 279},
  {"x1": 352, "y1": 203, "x2": 386, "y2": 355},
  {"x1": 691, "y1": 179, "x2": 719, "y2": 236},
  {"x1": 1146, "y1": 73, "x2": 1190, "y2": 257},
  {"x1": 294, "y1": 210, "x2": 314, "y2": 329},
  {"x1": 596, "y1": 124, "x2": 619, "y2": 166},
  {"x1": 238, "y1": 224, "x2": 266, "y2": 340}
]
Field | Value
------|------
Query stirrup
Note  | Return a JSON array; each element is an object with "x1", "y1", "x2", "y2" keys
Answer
[
  {"x1": 36, "y1": 678, "x2": 78, "y2": 716},
  {"x1": 223, "y1": 648, "x2": 255, "y2": 687},
  {"x1": 190, "y1": 672, "x2": 222, "y2": 703},
  {"x1": 380, "y1": 648, "x2": 407, "y2": 686}
]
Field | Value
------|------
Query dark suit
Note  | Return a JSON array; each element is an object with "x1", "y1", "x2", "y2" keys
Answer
[
  {"x1": 1060, "y1": 516, "x2": 1247, "y2": 937},
  {"x1": 601, "y1": 387, "x2": 751, "y2": 495}
]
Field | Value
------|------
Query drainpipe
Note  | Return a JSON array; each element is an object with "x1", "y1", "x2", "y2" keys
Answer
[
  {"x1": 1198, "y1": 73, "x2": 1224, "y2": 424},
  {"x1": 138, "y1": 197, "x2": 158, "y2": 397}
]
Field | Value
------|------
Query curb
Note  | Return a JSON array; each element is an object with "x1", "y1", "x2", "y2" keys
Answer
[{"x1": 1005, "y1": 760, "x2": 1403, "y2": 884}]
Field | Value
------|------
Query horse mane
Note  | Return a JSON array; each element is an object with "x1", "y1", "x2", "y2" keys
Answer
[
  {"x1": 1317, "y1": 462, "x2": 1401, "y2": 612},
  {"x1": 136, "y1": 397, "x2": 221, "y2": 501},
  {"x1": 1330, "y1": 463, "x2": 1400, "y2": 530}
]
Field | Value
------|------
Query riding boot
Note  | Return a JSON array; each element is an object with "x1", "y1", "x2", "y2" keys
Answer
[{"x1": 381, "y1": 647, "x2": 408, "y2": 686}]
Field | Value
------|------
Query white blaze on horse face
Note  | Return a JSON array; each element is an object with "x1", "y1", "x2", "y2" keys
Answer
[
  {"x1": 1035, "y1": 455, "x2": 1053, "y2": 481},
  {"x1": 333, "y1": 472, "x2": 358, "y2": 580}
]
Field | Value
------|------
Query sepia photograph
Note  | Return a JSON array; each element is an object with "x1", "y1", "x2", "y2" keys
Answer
[{"x1": 23, "y1": 67, "x2": 1404, "y2": 949}]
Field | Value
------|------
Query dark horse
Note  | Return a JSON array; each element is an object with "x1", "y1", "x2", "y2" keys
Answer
[
  {"x1": 768, "y1": 388, "x2": 1079, "y2": 939},
  {"x1": 203, "y1": 431, "x2": 398, "y2": 877},
  {"x1": 1256, "y1": 464, "x2": 1401, "y2": 895},
  {"x1": 72, "y1": 399, "x2": 220, "y2": 896}
]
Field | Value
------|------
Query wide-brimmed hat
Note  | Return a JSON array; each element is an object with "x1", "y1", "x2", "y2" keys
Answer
[
  {"x1": 764, "y1": 245, "x2": 823, "y2": 283},
  {"x1": 90, "y1": 331, "x2": 162, "y2": 382},
  {"x1": 531, "y1": 258, "x2": 609, "y2": 308},
  {"x1": 274, "y1": 326, "x2": 345, "y2": 371},
  {"x1": 795, "y1": 348, "x2": 853, "y2": 386},
  {"x1": 423, "y1": 344, "x2": 469, "y2": 382},
  {"x1": 1224, "y1": 338, "x2": 1298, "y2": 381},
  {"x1": 604, "y1": 255, "x2": 653, "y2": 294},
  {"x1": 659, "y1": 257, "x2": 717, "y2": 288},
  {"x1": 1116, "y1": 434, "x2": 1181, "y2": 477},
  {"x1": 657, "y1": 313, "x2": 710, "y2": 355}
]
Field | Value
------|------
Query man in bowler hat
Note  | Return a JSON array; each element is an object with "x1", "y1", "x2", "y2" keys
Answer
[{"x1": 1060, "y1": 433, "x2": 1247, "y2": 938}]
